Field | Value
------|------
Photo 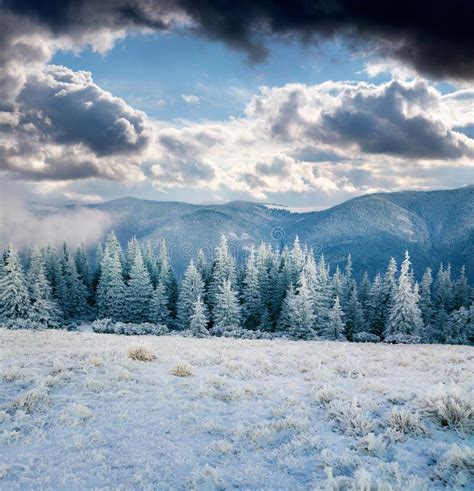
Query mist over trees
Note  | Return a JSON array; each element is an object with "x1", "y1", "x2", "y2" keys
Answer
[{"x1": 0, "y1": 233, "x2": 473, "y2": 345}]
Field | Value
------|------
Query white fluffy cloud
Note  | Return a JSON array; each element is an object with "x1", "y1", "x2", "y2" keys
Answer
[
  {"x1": 148, "y1": 79, "x2": 474, "y2": 202},
  {"x1": 181, "y1": 94, "x2": 200, "y2": 105}
]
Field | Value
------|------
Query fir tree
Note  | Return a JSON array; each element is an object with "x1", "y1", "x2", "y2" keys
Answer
[
  {"x1": 157, "y1": 239, "x2": 178, "y2": 321},
  {"x1": 331, "y1": 266, "x2": 344, "y2": 301},
  {"x1": 434, "y1": 264, "x2": 453, "y2": 313},
  {"x1": 177, "y1": 260, "x2": 206, "y2": 329},
  {"x1": 385, "y1": 252, "x2": 423, "y2": 338},
  {"x1": 150, "y1": 280, "x2": 170, "y2": 325},
  {"x1": 381, "y1": 257, "x2": 398, "y2": 328},
  {"x1": 327, "y1": 296, "x2": 346, "y2": 340},
  {"x1": 289, "y1": 237, "x2": 305, "y2": 284},
  {"x1": 0, "y1": 253, "x2": 5, "y2": 280},
  {"x1": 359, "y1": 272, "x2": 371, "y2": 317},
  {"x1": 212, "y1": 278, "x2": 241, "y2": 334},
  {"x1": 311, "y1": 255, "x2": 331, "y2": 334},
  {"x1": 105, "y1": 231, "x2": 122, "y2": 260},
  {"x1": 447, "y1": 306, "x2": 469, "y2": 344},
  {"x1": 453, "y1": 266, "x2": 470, "y2": 310},
  {"x1": 258, "y1": 307, "x2": 273, "y2": 331},
  {"x1": 241, "y1": 249, "x2": 262, "y2": 329},
  {"x1": 96, "y1": 232, "x2": 126, "y2": 321},
  {"x1": 125, "y1": 248, "x2": 154, "y2": 323},
  {"x1": 269, "y1": 248, "x2": 289, "y2": 326},
  {"x1": 341, "y1": 254, "x2": 353, "y2": 310},
  {"x1": 428, "y1": 308, "x2": 449, "y2": 343},
  {"x1": 44, "y1": 245, "x2": 67, "y2": 313},
  {"x1": 93, "y1": 242, "x2": 104, "y2": 292},
  {"x1": 285, "y1": 272, "x2": 316, "y2": 339},
  {"x1": 196, "y1": 249, "x2": 210, "y2": 287},
  {"x1": 467, "y1": 306, "x2": 474, "y2": 345},
  {"x1": 124, "y1": 237, "x2": 140, "y2": 281},
  {"x1": 208, "y1": 236, "x2": 238, "y2": 323},
  {"x1": 344, "y1": 285, "x2": 365, "y2": 341},
  {"x1": 419, "y1": 267, "x2": 433, "y2": 325},
  {"x1": 0, "y1": 244, "x2": 30, "y2": 320},
  {"x1": 75, "y1": 242, "x2": 92, "y2": 293},
  {"x1": 143, "y1": 241, "x2": 159, "y2": 286},
  {"x1": 63, "y1": 254, "x2": 89, "y2": 319},
  {"x1": 367, "y1": 273, "x2": 385, "y2": 337},
  {"x1": 190, "y1": 296, "x2": 210, "y2": 337},
  {"x1": 61, "y1": 242, "x2": 70, "y2": 269},
  {"x1": 27, "y1": 247, "x2": 60, "y2": 324},
  {"x1": 278, "y1": 283, "x2": 295, "y2": 332}
]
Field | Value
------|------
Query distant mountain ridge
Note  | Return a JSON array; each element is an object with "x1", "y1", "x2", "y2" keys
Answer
[{"x1": 34, "y1": 186, "x2": 474, "y2": 280}]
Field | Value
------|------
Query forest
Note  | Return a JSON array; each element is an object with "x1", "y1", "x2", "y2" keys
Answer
[{"x1": 1, "y1": 233, "x2": 473, "y2": 345}]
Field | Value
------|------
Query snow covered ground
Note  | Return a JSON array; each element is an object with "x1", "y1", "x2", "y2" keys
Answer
[{"x1": 0, "y1": 329, "x2": 473, "y2": 490}]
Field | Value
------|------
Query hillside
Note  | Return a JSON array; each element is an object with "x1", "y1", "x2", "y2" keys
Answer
[{"x1": 32, "y1": 186, "x2": 474, "y2": 279}]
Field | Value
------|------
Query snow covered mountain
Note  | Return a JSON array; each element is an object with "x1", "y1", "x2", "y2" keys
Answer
[{"x1": 43, "y1": 186, "x2": 474, "y2": 279}]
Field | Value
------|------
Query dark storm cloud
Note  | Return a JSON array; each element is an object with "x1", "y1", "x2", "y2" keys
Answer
[
  {"x1": 18, "y1": 65, "x2": 150, "y2": 156},
  {"x1": 317, "y1": 81, "x2": 473, "y2": 159},
  {"x1": 251, "y1": 80, "x2": 473, "y2": 160},
  {"x1": 3, "y1": 0, "x2": 474, "y2": 79}
]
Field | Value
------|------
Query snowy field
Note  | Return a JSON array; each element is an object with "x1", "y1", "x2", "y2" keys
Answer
[{"x1": 0, "y1": 329, "x2": 473, "y2": 490}]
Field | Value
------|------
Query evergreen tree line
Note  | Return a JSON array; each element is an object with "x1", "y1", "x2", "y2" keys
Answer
[{"x1": 0, "y1": 233, "x2": 473, "y2": 344}]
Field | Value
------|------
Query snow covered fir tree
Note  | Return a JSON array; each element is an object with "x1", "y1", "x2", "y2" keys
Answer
[{"x1": 0, "y1": 233, "x2": 473, "y2": 345}]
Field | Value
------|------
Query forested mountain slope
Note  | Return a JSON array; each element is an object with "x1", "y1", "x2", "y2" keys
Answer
[{"x1": 33, "y1": 186, "x2": 474, "y2": 279}]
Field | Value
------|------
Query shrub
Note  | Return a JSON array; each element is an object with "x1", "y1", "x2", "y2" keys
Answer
[
  {"x1": 92, "y1": 319, "x2": 168, "y2": 335},
  {"x1": 3, "y1": 318, "x2": 58, "y2": 330},
  {"x1": 218, "y1": 328, "x2": 275, "y2": 340},
  {"x1": 352, "y1": 331, "x2": 381, "y2": 343},
  {"x1": 127, "y1": 345, "x2": 156, "y2": 362},
  {"x1": 91, "y1": 318, "x2": 113, "y2": 333},
  {"x1": 384, "y1": 333, "x2": 421, "y2": 344}
]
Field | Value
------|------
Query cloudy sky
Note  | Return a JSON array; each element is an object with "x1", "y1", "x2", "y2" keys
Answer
[{"x1": 0, "y1": 1, "x2": 473, "y2": 209}]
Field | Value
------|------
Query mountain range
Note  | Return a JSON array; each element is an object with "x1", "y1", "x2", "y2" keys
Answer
[{"x1": 34, "y1": 186, "x2": 474, "y2": 280}]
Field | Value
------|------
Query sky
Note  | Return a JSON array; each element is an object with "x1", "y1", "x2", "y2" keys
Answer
[{"x1": 0, "y1": 1, "x2": 473, "y2": 209}]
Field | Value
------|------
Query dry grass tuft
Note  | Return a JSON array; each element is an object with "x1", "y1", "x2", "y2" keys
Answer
[
  {"x1": 358, "y1": 432, "x2": 387, "y2": 456},
  {"x1": 328, "y1": 399, "x2": 376, "y2": 436},
  {"x1": 71, "y1": 403, "x2": 92, "y2": 420},
  {"x1": 171, "y1": 363, "x2": 193, "y2": 377},
  {"x1": 127, "y1": 345, "x2": 156, "y2": 362},
  {"x1": 12, "y1": 388, "x2": 49, "y2": 413},
  {"x1": 83, "y1": 356, "x2": 104, "y2": 367},
  {"x1": 386, "y1": 407, "x2": 425, "y2": 434},
  {"x1": 434, "y1": 444, "x2": 474, "y2": 486},
  {"x1": 2, "y1": 367, "x2": 27, "y2": 383},
  {"x1": 314, "y1": 385, "x2": 341, "y2": 405},
  {"x1": 422, "y1": 384, "x2": 473, "y2": 432}
]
